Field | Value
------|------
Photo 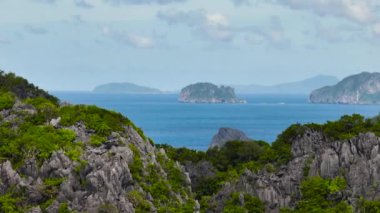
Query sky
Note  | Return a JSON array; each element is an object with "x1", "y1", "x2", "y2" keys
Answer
[{"x1": 1, "y1": 0, "x2": 380, "y2": 91}]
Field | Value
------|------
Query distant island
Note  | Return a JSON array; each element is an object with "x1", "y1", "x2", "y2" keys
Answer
[
  {"x1": 234, "y1": 75, "x2": 339, "y2": 94},
  {"x1": 310, "y1": 72, "x2": 380, "y2": 104},
  {"x1": 179, "y1": 83, "x2": 246, "y2": 104},
  {"x1": 93, "y1": 82, "x2": 161, "y2": 94}
]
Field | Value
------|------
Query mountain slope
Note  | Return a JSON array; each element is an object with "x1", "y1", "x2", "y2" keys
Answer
[
  {"x1": 161, "y1": 115, "x2": 380, "y2": 212},
  {"x1": 0, "y1": 71, "x2": 195, "y2": 212},
  {"x1": 235, "y1": 75, "x2": 339, "y2": 94},
  {"x1": 93, "y1": 82, "x2": 161, "y2": 94},
  {"x1": 310, "y1": 72, "x2": 380, "y2": 104}
]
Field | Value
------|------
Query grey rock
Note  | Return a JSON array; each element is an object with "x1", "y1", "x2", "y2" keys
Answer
[
  {"x1": 209, "y1": 127, "x2": 251, "y2": 148},
  {"x1": 27, "y1": 206, "x2": 42, "y2": 213},
  {"x1": 50, "y1": 117, "x2": 61, "y2": 127},
  {"x1": 209, "y1": 130, "x2": 380, "y2": 212}
]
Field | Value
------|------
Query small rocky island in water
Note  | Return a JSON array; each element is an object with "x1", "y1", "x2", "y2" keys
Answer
[
  {"x1": 179, "y1": 82, "x2": 246, "y2": 103},
  {"x1": 310, "y1": 72, "x2": 380, "y2": 104}
]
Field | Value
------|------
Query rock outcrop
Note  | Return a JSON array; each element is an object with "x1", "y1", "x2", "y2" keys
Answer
[
  {"x1": 179, "y1": 83, "x2": 246, "y2": 104},
  {"x1": 310, "y1": 72, "x2": 380, "y2": 104},
  {"x1": 209, "y1": 127, "x2": 251, "y2": 148},
  {"x1": 209, "y1": 129, "x2": 380, "y2": 212}
]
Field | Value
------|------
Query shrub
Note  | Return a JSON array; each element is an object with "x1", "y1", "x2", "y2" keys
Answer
[{"x1": 0, "y1": 92, "x2": 15, "y2": 110}]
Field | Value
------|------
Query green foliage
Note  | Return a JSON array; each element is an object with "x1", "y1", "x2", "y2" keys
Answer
[
  {"x1": 43, "y1": 178, "x2": 65, "y2": 198},
  {"x1": 0, "y1": 192, "x2": 22, "y2": 213},
  {"x1": 287, "y1": 176, "x2": 353, "y2": 213},
  {"x1": 127, "y1": 190, "x2": 152, "y2": 212},
  {"x1": 0, "y1": 71, "x2": 58, "y2": 103},
  {"x1": 97, "y1": 203, "x2": 118, "y2": 213},
  {"x1": 223, "y1": 193, "x2": 265, "y2": 213},
  {"x1": 59, "y1": 105, "x2": 146, "y2": 138},
  {"x1": 0, "y1": 125, "x2": 77, "y2": 166},
  {"x1": 358, "y1": 198, "x2": 380, "y2": 213},
  {"x1": 89, "y1": 135, "x2": 106, "y2": 147},
  {"x1": 156, "y1": 144, "x2": 207, "y2": 163},
  {"x1": 0, "y1": 92, "x2": 15, "y2": 110},
  {"x1": 129, "y1": 144, "x2": 144, "y2": 182},
  {"x1": 58, "y1": 202, "x2": 73, "y2": 213},
  {"x1": 24, "y1": 97, "x2": 58, "y2": 124}
]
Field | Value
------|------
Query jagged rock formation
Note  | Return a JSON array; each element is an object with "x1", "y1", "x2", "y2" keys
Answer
[
  {"x1": 209, "y1": 127, "x2": 251, "y2": 149},
  {"x1": 179, "y1": 83, "x2": 246, "y2": 104},
  {"x1": 208, "y1": 129, "x2": 380, "y2": 212},
  {"x1": 0, "y1": 72, "x2": 196, "y2": 212},
  {"x1": 310, "y1": 72, "x2": 380, "y2": 104}
]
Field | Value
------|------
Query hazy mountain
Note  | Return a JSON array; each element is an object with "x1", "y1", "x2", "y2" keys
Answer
[
  {"x1": 310, "y1": 72, "x2": 380, "y2": 104},
  {"x1": 234, "y1": 75, "x2": 339, "y2": 94},
  {"x1": 93, "y1": 82, "x2": 161, "y2": 94}
]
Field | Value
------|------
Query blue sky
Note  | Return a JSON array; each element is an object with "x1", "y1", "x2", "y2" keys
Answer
[{"x1": 0, "y1": 0, "x2": 380, "y2": 91}]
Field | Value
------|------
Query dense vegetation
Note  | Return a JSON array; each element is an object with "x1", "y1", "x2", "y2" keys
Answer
[
  {"x1": 3, "y1": 71, "x2": 380, "y2": 212},
  {"x1": 0, "y1": 71, "x2": 192, "y2": 212},
  {"x1": 158, "y1": 113, "x2": 380, "y2": 212},
  {"x1": 0, "y1": 71, "x2": 58, "y2": 103}
]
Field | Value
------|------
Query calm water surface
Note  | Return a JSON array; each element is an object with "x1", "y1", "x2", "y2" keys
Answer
[{"x1": 52, "y1": 92, "x2": 380, "y2": 150}]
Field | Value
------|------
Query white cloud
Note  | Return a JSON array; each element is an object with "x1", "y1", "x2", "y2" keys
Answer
[
  {"x1": 277, "y1": 0, "x2": 377, "y2": 24},
  {"x1": 245, "y1": 17, "x2": 291, "y2": 48},
  {"x1": 102, "y1": 27, "x2": 155, "y2": 48},
  {"x1": 157, "y1": 10, "x2": 233, "y2": 42}
]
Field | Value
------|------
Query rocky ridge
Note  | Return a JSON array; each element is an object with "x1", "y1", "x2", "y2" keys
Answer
[
  {"x1": 205, "y1": 129, "x2": 380, "y2": 212},
  {"x1": 310, "y1": 72, "x2": 380, "y2": 104}
]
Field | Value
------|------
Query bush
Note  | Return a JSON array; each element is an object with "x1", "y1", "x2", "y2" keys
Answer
[
  {"x1": 289, "y1": 176, "x2": 352, "y2": 212},
  {"x1": 0, "y1": 92, "x2": 15, "y2": 110},
  {"x1": 223, "y1": 193, "x2": 265, "y2": 213},
  {"x1": 0, "y1": 71, "x2": 58, "y2": 103}
]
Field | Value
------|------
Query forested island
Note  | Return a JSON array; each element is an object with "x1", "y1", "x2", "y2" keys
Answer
[{"x1": 179, "y1": 82, "x2": 246, "y2": 104}]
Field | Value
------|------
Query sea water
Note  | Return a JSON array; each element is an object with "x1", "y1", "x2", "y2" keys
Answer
[{"x1": 52, "y1": 92, "x2": 380, "y2": 150}]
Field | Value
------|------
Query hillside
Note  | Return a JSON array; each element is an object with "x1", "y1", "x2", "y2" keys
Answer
[
  {"x1": 161, "y1": 114, "x2": 380, "y2": 212},
  {"x1": 235, "y1": 75, "x2": 339, "y2": 94},
  {"x1": 179, "y1": 83, "x2": 246, "y2": 104},
  {"x1": 3, "y1": 71, "x2": 380, "y2": 212},
  {"x1": 0, "y1": 71, "x2": 195, "y2": 212},
  {"x1": 310, "y1": 72, "x2": 380, "y2": 104},
  {"x1": 93, "y1": 82, "x2": 161, "y2": 94}
]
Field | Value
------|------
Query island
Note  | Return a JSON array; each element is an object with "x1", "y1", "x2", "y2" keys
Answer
[
  {"x1": 93, "y1": 82, "x2": 161, "y2": 94},
  {"x1": 310, "y1": 72, "x2": 380, "y2": 104},
  {"x1": 179, "y1": 82, "x2": 246, "y2": 103}
]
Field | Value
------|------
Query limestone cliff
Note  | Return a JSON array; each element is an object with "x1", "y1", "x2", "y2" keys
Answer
[{"x1": 310, "y1": 72, "x2": 380, "y2": 104}]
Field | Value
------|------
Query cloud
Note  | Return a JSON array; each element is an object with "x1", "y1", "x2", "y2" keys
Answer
[
  {"x1": 244, "y1": 17, "x2": 291, "y2": 48},
  {"x1": 157, "y1": 10, "x2": 233, "y2": 42},
  {"x1": 104, "y1": 0, "x2": 187, "y2": 5},
  {"x1": 102, "y1": 27, "x2": 155, "y2": 48},
  {"x1": 373, "y1": 23, "x2": 380, "y2": 37},
  {"x1": 74, "y1": 0, "x2": 94, "y2": 8},
  {"x1": 276, "y1": 0, "x2": 378, "y2": 24},
  {"x1": 24, "y1": 25, "x2": 48, "y2": 35},
  {"x1": 231, "y1": 0, "x2": 250, "y2": 6},
  {"x1": 0, "y1": 36, "x2": 10, "y2": 45},
  {"x1": 31, "y1": 0, "x2": 57, "y2": 3}
]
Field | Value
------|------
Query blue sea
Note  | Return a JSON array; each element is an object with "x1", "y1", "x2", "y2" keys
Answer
[{"x1": 52, "y1": 92, "x2": 380, "y2": 150}]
